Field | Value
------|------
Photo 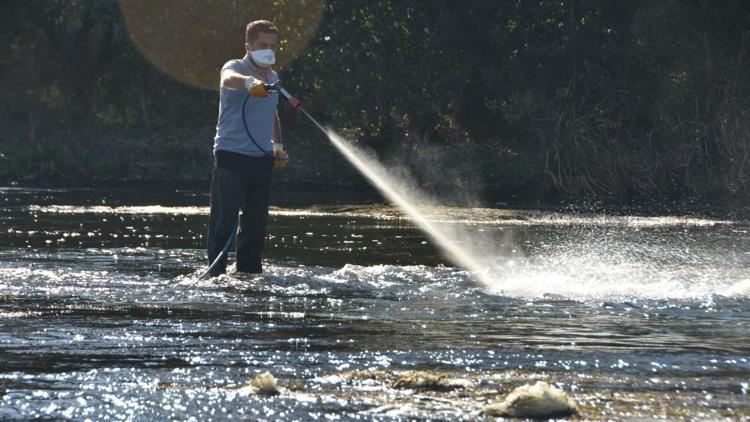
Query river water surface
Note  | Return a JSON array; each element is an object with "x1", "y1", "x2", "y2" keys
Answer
[{"x1": 1, "y1": 186, "x2": 748, "y2": 420}]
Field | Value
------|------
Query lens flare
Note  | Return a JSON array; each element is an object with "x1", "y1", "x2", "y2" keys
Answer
[{"x1": 118, "y1": 0, "x2": 325, "y2": 90}]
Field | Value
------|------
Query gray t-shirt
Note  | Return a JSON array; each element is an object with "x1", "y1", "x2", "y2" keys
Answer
[{"x1": 213, "y1": 55, "x2": 279, "y2": 157}]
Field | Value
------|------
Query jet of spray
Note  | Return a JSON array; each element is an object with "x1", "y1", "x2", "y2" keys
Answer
[
  {"x1": 324, "y1": 129, "x2": 496, "y2": 289},
  {"x1": 263, "y1": 85, "x2": 498, "y2": 288}
]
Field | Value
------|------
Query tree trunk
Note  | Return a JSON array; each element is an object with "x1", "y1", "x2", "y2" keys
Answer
[
  {"x1": 567, "y1": 0, "x2": 579, "y2": 95},
  {"x1": 26, "y1": 41, "x2": 39, "y2": 144},
  {"x1": 137, "y1": 67, "x2": 151, "y2": 131}
]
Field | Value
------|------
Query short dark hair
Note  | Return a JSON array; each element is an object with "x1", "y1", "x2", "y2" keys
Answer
[{"x1": 245, "y1": 20, "x2": 279, "y2": 44}]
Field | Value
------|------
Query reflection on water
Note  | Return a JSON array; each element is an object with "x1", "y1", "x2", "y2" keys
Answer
[{"x1": 0, "y1": 187, "x2": 748, "y2": 419}]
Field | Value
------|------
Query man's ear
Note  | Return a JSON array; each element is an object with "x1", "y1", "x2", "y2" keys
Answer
[{"x1": 245, "y1": 42, "x2": 252, "y2": 53}]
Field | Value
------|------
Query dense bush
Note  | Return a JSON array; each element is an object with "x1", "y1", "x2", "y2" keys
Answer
[{"x1": 1, "y1": 0, "x2": 749, "y2": 201}]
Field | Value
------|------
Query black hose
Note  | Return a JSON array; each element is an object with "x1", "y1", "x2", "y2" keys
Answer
[{"x1": 199, "y1": 93, "x2": 273, "y2": 279}]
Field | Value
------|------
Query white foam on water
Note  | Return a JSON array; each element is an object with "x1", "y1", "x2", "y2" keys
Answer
[
  {"x1": 484, "y1": 256, "x2": 731, "y2": 300},
  {"x1": 726, "y1": 279, "x2": 750, "y2": 297}
]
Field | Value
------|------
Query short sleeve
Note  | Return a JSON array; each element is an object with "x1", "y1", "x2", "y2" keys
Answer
[{"x1": 220, "y1": 59, "x2": 244, "y2": 78}]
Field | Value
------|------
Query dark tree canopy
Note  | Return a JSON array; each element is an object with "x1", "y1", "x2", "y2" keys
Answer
[{"x1": 1, "y1": 0, "x2": 749, "y2": 201}]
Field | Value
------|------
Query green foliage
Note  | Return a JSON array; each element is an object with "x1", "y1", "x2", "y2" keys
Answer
[{"x1": 1, "y1": 0, "x2": 750, "y2": 201}]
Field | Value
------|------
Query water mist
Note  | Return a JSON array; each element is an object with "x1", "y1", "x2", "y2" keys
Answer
[{"x1": 324, "y1": 130, "x2": 497, "y2": 289}]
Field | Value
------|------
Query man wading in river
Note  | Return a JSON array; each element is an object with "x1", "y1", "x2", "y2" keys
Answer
[{"x1": 207, "y1": 20, "x2": 289, "y2": 276}]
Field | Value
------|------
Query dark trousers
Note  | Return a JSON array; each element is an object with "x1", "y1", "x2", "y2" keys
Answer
[{"x1": 207, "y1": 152, "x2": 274, "y2": 276}]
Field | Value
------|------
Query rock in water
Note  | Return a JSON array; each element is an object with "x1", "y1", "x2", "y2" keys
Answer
[
  {"x1": 483, "y1": 381, "x2": 579, "y2": 418},
  {"x1": 251, "y1": 372, "x2": 280, "y2": 396},
  {"x1": 392, "y1": 371, "x2": 475, "y2": 391}
]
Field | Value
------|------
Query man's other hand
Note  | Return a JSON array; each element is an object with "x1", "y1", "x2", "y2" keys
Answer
[
  {"x1": 288, "y1": 96, "x2": 302, "y2": 109},
  {"x1": 274, "y1": 149, "x2": 289, "y2": 168},
  {"x1": 273, "y1": 143, "x2": 289, "y2": 168}
]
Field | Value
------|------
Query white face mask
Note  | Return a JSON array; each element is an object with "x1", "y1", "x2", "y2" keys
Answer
[{"x1": 250, "y1": 49, "x2": 275, "y2": 67}]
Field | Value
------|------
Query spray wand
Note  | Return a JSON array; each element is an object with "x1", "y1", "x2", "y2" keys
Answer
[
  {"x1": 199, "y1": 82, "x2": 325, "y2": 280},
  {"x1": 266, "y1": 82, "x2": 326, "y2": 133}
]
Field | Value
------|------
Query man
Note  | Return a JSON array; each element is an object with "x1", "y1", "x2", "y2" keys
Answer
[{"x1": 206, "y1": 20, "x2": 290, "y2": 276}]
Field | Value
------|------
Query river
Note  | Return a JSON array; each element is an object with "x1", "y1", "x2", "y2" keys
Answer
[{"x1": 1, "y1": 186, "x2": 748, "y2": 420}]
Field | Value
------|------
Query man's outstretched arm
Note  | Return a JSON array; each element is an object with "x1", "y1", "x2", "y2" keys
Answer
[
  {"x1": 221, "y1": 70, "x2": 268, "y2": 96},
  {"x1": 222, "y1": 70, "x2": 252, "y2": 90}
]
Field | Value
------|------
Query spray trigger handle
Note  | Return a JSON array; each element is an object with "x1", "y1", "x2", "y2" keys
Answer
[
  {"x1": 263, "y1": 82, "x2": 281, "y2": 92},
  {"x1": 263, "y1": 82, "x2": 303, "y2": 109}
]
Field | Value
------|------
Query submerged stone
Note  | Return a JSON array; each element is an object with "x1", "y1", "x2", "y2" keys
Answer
[
  {"x1": 392, "y1": 371, "x2": 476, "y2": 391},
  {"x1": 483, "y1": 381, "x2": 578, "y2": 418},
  {"x1": 342, "y1": 369, "x2": 391, "y2": 382}
]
